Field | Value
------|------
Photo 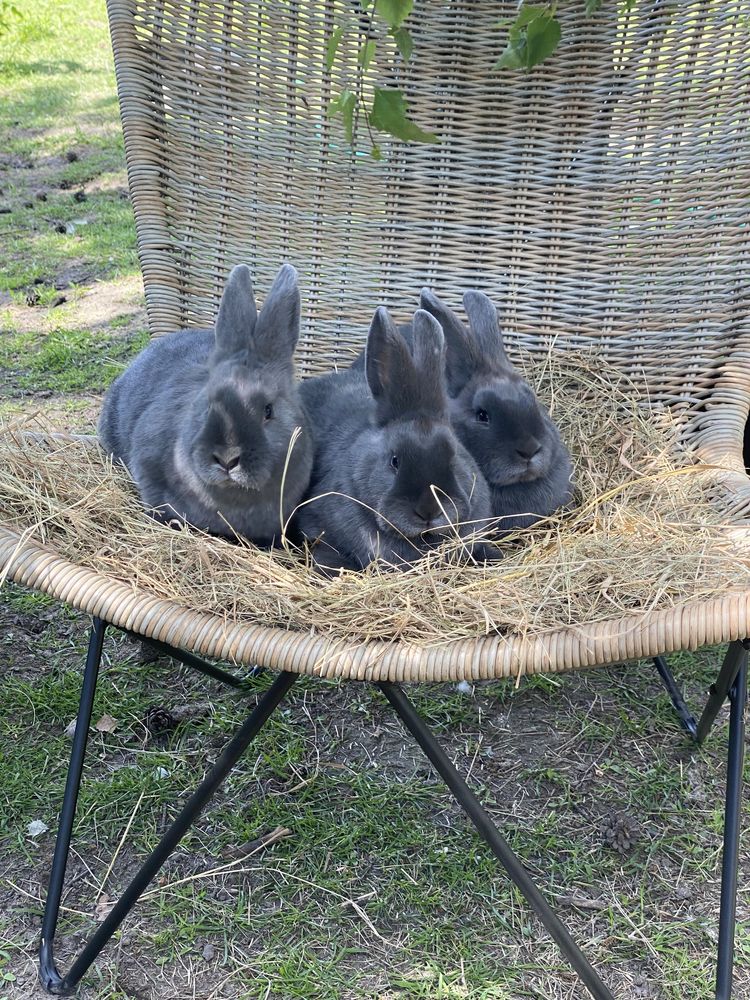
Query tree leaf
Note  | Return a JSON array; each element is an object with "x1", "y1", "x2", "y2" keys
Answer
[
  {"x1": 95, "y1": 713, "x2": 118, "y2": 733},
  {"x1": 495, "y1": 39, "x2": 526, "y2": 70},
  {"x1": 325, "y1": 26, "x2": 345, "y2": 72},
  {"x1": 370, "y1": 143, "x2": 383, "y2": 161},
  {"x1": 358, "y1": 38, "x2": 377, "y2": 71},
  {"x1": 495, "y1": 4, "x2": 562, "y2": 71},
  {"x1": 585, "y1": 0, "x2": 602, "y2": 13},
  {"x1": 525, "y1": 13, "x2": 561, "y2": 67},
  {"x1": 328, "y1": 90, "x2": 357, "y2": 143},
  {"x1": 510, "y1": 4, "x2": 551, "y2": 29},
  {"x1": 369, "y1": 87, "x2": 437, "y2": 143},
  {"x1": 375, "y1": 0, "x2": 413, "y2": 30},
  {"x1": 391, "y1": 26, "x2": 413, "y2": 61}
]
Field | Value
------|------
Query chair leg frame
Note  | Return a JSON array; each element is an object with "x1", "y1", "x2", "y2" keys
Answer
[{"x1": 36, "y1": 618, "x2": 746, "y2": 999}]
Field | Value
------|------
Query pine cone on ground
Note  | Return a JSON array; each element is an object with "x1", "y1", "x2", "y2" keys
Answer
[
  {"x1": 601, "y1": 811, "x2": 640, "y2": 854},
  {"x1": 142, "y1": 705, "x2": 177, "y2": 736}
]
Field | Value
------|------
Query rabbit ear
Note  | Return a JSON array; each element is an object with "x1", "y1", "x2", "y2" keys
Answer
[
  {"x1": 462, "y1": 290, "x2": 510, "y2": 368},
  {"x1": 214, "y1": 264, "x2": 258, "y2": 357},
  {"x1": 365, "y1": 307, "x2": 415, "y2": 405},
  {"x1": 252, "y1": 263, "x2": 301, "y2": 361},
  {"x1": 420, "y1": 287, "x2": 479, "y2": 392},
  {"x1": 411, "y1": 309, "x2": 446, "y2": 399}
]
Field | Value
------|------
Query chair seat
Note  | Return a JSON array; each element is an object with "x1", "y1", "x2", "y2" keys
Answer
[
  {"x1": 3, "y1": 339, "x2": 750, "y2": 683},
  {"x1": 4, "y1": 524, "x2": 750, "y2": 682}
]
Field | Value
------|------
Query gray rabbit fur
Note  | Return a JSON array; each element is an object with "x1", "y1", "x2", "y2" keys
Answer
[
  {"x1": 295, "y1": 307, "x2": 494, "y2": 571},
  {"x1": 351, "y1": 290, "x2": 573, "y2": 531},
  {"x1": 418, "y1": 288, "x2": 573, "y2": 530},
  {"x1": 98, "y1": 263, "x2": 313, "y2": 544}
]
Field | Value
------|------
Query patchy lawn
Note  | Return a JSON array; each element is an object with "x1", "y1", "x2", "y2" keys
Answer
[{"x1": 0, "y1": 2, "x2": 748, "y2": 999}]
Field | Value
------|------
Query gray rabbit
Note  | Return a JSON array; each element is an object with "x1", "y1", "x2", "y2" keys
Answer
[
  {"x1": 295, "y1": 307, "x2": 495, "y2": 571},
  {"x1": 418, "y1": 288, "x2": 574, "y2": 530},
  {"x1": 98, "y1": 263, "x2": 313, "y2": 544}
]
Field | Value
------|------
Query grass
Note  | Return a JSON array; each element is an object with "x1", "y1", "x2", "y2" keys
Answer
[
  {"x1": 0, "y1": 324, "x2": 149, "y2": 392},
  {"x1": 0, "y1": 1, "x2": 749, "y2": 998},
  {"x1": 0, "y1": 0, "x2": 138, "y2": 293},
  {"x1": 1, "y1": 590, "x2": 748, "y2": 999}
]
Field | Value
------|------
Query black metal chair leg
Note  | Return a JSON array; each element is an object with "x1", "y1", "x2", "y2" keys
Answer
[
  {"x1": 716, "y1": 653, "x2": 747, "y2": 1000},
  {"x1": 697, "y1": 641, "x2": 748, "y2": 746},
  {"x1": 40, "y1": 617, "x2": 106, "y2": 991},
  {"x1": 122, "y1": 629, "x2": 263, "y2": 691},
  {"x1": 378, "y1": 681, "x2": 614, "y2": 1000},
  {"x1": 39, "y1": 635, "x2": 297, "y2": 996},
  {"x1": 653, "y1": 655, "x2": 699, "y2": 739}
]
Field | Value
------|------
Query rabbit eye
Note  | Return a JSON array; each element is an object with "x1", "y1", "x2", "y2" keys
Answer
[
  {"x1": 390, "y1": 454, "x2": 399, "y2": 472},
  {"x1": 476, "y1": 408, "x2": 490, "y2": 424},
  {"x1": 264, "y1": 403, "x2": 273, "y2": 420}
]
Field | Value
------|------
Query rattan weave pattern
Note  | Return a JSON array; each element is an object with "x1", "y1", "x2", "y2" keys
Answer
[
  {"x1": 3, "y1": 525, "x2": 750, "y2": 681},
  {"x1": 2, "y1": 0, "x2": 750, "y2": 680}
]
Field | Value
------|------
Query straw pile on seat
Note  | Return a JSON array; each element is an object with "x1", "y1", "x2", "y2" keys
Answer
[{"x1": 1, "y1": 352, "x2": 747, "y2": 647}]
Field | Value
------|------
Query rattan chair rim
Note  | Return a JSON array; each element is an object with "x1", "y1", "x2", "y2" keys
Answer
[{"x1": 3, "y1": 524, "x2": 750, "y2": 683}]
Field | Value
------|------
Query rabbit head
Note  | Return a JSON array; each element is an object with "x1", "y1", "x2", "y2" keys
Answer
[
  {"x1": 185, "y1": 263, "x2": 305, "y2": 495},
  {"x1": 355, "y1": 307, "x2": 481, "y2": 544},
  {"x1": 419, "y1": 287, "x2": 562, "y2": 489}
]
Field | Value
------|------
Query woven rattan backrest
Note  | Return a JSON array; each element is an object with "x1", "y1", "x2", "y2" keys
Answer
[{"x1": 107, "y1": 1, "x2": 750, "y2": 397}]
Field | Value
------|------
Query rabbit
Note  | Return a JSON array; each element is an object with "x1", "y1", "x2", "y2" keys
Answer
[
  {"x1": 294, "y1": 307, "x2": 495, "y2": 571},
  {"x1": 98, "y1": 263, "x2": 313, "y2": 544},
  {"x1": 417, "y1": 287, "x2": 574, "y2": 531}
]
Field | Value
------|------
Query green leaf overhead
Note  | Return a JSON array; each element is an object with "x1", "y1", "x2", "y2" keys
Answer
[
  {"x1": 328, "y1": 90, "x2": 357, "y2": 142},
  {"x1": 494, "y1": 3, "x2": 562, "y2": 71},
  {"x1": 525, "y1": 11, "x2": 561, "y2": 66},
  {"x1": 391, "y1": 25, "x2": 413, "y2": 61},
  {"x1": 375, "y1": 0, "x2": 413, "y2": 30},
  {"x1": 358, "y1": 38, "x2": 377, "y2": 71},
  {"x1": 585, "y1": 0, "x2": 602, "y2": 12},
  {"x1": 369, "y1": 87, "x2": 437, "y2": 142},
  {"x1": 325, "y1": 25, "x2": 345, "y2": 72}
]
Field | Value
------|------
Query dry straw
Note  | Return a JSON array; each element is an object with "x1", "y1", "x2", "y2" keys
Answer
[{"x1": 1, "y1": 352, "x2": 747, "y2": 648}]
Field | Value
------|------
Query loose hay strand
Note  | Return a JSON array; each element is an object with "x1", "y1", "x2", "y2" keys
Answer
[{"x1": 1, "y1": 352, "x2": 749, "y2": 648}]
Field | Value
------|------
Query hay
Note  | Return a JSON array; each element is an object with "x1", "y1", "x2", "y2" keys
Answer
[{"x1": 1, "y1": 352, "x2": 747, "y2": 648}]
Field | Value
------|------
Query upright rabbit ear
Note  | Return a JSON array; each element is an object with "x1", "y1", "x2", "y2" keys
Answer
[
  {"x1": 463, "y1": 290, "x2": 510, "y2": 368},
  {"x1": 420, "y1": 287, "x2": 479, "y2": 392},
  {"x1": 214, "y1": 265, "x2": 258, "y2": 357},
  {"x1": 411, "y1": 309, "x2": 447, "y2": 404},
  {"x1": 365, "y1": 307, "x2": 414, "y2": 404},
  {"x1": 252, "y1": 263, "x2": 301, "y2": 361}
]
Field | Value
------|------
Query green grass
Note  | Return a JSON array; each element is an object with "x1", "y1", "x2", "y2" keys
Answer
[
  {"x1": 0, "y1": 0, "x2": 138, "y2": 292},
  {"x1": 1, "y1": 595, "x2": 748, "y2": 998},
  {"x1": 0, "y1": 323, "x2": 149, "y2": 392}
]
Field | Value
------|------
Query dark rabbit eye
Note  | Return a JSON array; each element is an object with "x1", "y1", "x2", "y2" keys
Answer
[
  {"x1": 264, "y1": 403, "x2": 273, "y2": 420},
  {"x1": 390, "y1": 454, "x2": 399, "y2": 471},
  {"x1": 476, "y1": 408, "x2": 490, "y2": 424}
]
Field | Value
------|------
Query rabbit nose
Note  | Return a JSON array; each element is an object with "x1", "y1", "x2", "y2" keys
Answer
[
  {"x1": 414, "y1": 496, "x2": 441, "y2": 525},
  {"x1": 516, "y1": 439, "x2": 541, "y2": 461},
  {"x1": 213, "y1": 447, "x2": 241, "y2": 472}
]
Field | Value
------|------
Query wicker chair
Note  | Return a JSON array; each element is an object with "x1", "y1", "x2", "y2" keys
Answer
[{"x1": 2, "y1": 1, "x2": 749, "y2": 997}]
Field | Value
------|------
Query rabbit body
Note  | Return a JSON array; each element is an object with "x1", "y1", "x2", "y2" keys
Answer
[
  {"x1": 296, "y1": 309, "x2": 493, "y2": 571},
  {"x1": 98, "y1": 264, "x2": 312, "y2": 544},
  {"x1": 352, "y1": 291, "x2": 574, "y2": 531},
  {"x1": 419, "y1": 288, "x2": 573, "y2": 531}
]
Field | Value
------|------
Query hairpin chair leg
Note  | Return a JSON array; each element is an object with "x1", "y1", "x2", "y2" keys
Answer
[
  {"x1": 378, "y1": 681, "x2": 614, "y2": 1000},
  {"x1": 40, "y1": 617, "x2": 107, "y2": 991},
  {"x1": 122, "y1": 629, "x2": 263, "y2": 691},
  {"x1": 39, "y1": 617, "x2": 297, "y2": 996},
  {"x1": 716, "y1": 653, "x2": 747, "y2": 1000},
  {"x1": 654, "y1": 641, "x2": 748, "y2": 1000},
  {"x1": 653, "y1": 655, "x2": 699, "y2": 738}
]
